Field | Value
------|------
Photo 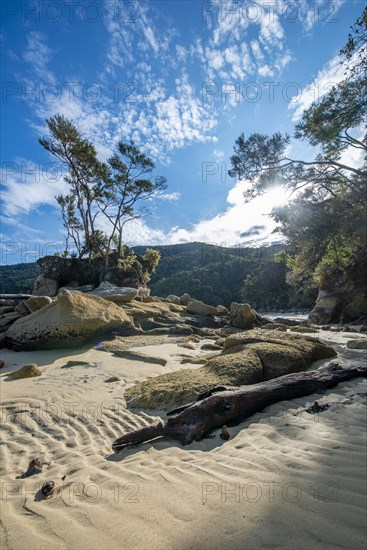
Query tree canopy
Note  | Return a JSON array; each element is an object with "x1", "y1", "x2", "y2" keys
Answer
[
  {"x1": 228, "y1": 7, "x2": 367, "y2": 293},
  {"x1": 39, "y1": 116, "x2": 166, "y2": 265}
]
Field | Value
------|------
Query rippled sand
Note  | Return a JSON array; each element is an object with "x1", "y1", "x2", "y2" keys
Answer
[{"x1": 0, "y1": 331, "x2": 366, "y2": 549}]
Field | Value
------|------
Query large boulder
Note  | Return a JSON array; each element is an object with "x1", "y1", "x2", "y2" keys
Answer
[
  {"x1": 102, "y1": 265, "x2": 144, "y2": 289},
  {"x1": 308, "y1": 289, "x2": 342, "y2": 325},
  {"x1": 25, "y1": 296, "x2": 53, "y2": 313},
  {"x1": 0, "y1": 313, "x2": 22, "y2": 330},
  {"x1": 2, "y1": 290, "x2": 133, "y2": 350},
  {"x1": 230, "y1": 302, "x2": 257, "y2": 329},
  {"x1": 308, "y1": 287, "x2": 367, "y2": 324},
  {"x1": 14, "y1": 302, "x2": 30, "y2": 316},
  {"x1": 222, "y1": 330, "x2": 336, "y2": 379},
  {"x1": 186, "y1": 300, "x2": 219, "y2": 316},
  {"x1": 32, "y1": 275, "x2": 59, "y2": 297},
  {"x1": 125, "y1": 329, "x2": 336, "y2": 409},
  {"x1": 91, "y1": 282, "x2": 138, "y2": 302},
  {"x1": 342, "y1": 289, "x2": 367, "y2": 322}
]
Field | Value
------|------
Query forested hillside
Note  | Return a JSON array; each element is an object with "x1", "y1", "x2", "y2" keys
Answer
[
  {"x1": 0, "y1": 242, "x2": 317, "y2": 310},
  {"x1": 0, "y1": 262, "x2": 39, "y2": 294}
]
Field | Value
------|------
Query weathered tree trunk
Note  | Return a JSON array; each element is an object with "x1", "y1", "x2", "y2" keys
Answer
[{"x1": 112, "y1": 363, "x2": 367, "y2": 452}]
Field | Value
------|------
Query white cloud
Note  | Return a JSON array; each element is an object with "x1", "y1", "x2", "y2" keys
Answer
[
  {"x1": 199, "y1": 0, "x2": 293, "y2": 83},
  {"x1": 289, "y1": 52, "x2": 350, "y2": 121},
  {"x1": 164, "y1": 180, "x2": 290, "y2": 245},
  {"x1": 156, "y1": 192, "x2": 181, "y2": 202},
  {"x1": 1, "y1": 158, "x2": 68, "y2": 216},
  {"x1": 93, "y1": 179, "x2": 291, "y2": 248},
  {"x1": 23, "y1": 31, "x2": 55, "y2": 81},
  {"x1": 213, "y1": 149, "x2": 225, "y2": 160}
]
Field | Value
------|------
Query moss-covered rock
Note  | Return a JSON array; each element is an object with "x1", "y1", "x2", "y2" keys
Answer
[
  {"x1": 124, "y1": 329, "x2": 336, "y2": 410},
  {"x1": 10, "y1": 364, "x2": 42, "y2": 379}
]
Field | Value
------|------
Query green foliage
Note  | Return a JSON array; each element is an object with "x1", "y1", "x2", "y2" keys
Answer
[
  {"x1": 141, "y1": 248, "x2": 161, "y2": 282},
  {"x1": 0, "y1": 263, "x2": 39, "y2": 293},
  {"x1": 117, "y1": 255, "x2": 138, "y2": 272},
  {"x1": 135, "y1": 242, "x2": 314, "y2": 309},
  {"x1": 39, "y1": 117, "x2": 167, "y2": 265},
  {"x1": 340, "y1": 6, "x2": 367, "y2": 79},
  {"x1": 228, "y1": 8, "x2": 367, "y2": 295},
  {"x1": 0, "y1": 243, "x2": 316, "y2": 310},
  {"x1": 39, "y1": 114, "x2": 108, "y2": 259}
]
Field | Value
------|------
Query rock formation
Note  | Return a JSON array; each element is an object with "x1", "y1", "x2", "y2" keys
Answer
[
  {"x1": 125, "y1": 329, "x2": 336, "y2": 409},
  {"x1": 2, "y1": 290, "x2": 133, "y2": 350}
]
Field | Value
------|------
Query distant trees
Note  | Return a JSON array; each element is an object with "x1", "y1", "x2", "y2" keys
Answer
[
  {"x1": 229, "y1": 7, "x2": 367, "y2": 293},
  {"x1": 39, "y1": 115, "x2": 166, "y2": 267}
]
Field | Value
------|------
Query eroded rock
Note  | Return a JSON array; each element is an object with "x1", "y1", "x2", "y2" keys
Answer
[{"x1": 125, "y1": 329, "x2": 336, "y2": 409}]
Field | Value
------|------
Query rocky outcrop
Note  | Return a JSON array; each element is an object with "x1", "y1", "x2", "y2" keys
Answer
[
  {"x1": 91, "y1": 282, "x2": 138, "y2": 302},
  {"x1": 125, "y1": 329, "x2": 336, "y2": 409},
  {"x1": 179, "y1": 293, "x2": 193, "y2": 306},
  {"x1": 230, "y1": 302, "x2": 257, "y2": 329},
  {"x1": 308, "y1": 286, "x2": 367, "y2": 325},
  {"x1": 166, "y1": 295, "x2": 181, "y2": 305},
  {"x1": 35, "y1": 256, "x2": 101, "y2": 291},
  {"x1": 102, "y1": 265, "x2": 145, "y2": 289},
  {"x1": 217, "y1": 305, "x2": 230, "y2": 316},
  {"x1": 25, "y1": 296, "x2": 53, "y2": 312},
  {"x1": 186, "y1": 300, "x2": 219, "y2": 316},
  {"x1": 32, "y1": 275, "x2": 59, "y2": 297},
  {"x1": 2, "y1": 290, "x2": 133, "y2": 350}
]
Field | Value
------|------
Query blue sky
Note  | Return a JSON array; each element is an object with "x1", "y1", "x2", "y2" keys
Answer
[{"x1": 0, "y1": 0, "x2": 364, "y2": 264}]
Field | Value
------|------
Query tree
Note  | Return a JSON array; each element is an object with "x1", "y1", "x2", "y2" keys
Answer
[
  {"x1": 39, "y1": 117, "x2": 167, "y2": 268},
  {"x1": 39, "y1": 115, "x2": 108, "y2": 259},
  {"x1": 101, "y1": 141, "x2": 167, "y2": 265},
  {"x1": 228, "y1": 8, "x2": 367, "y2": 293}
]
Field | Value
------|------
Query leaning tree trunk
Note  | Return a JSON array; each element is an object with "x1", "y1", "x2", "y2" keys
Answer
[{"x1": 112, "y1": 363, "x2": 367, "y2": 452}]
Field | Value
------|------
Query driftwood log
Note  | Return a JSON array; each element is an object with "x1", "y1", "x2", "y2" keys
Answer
[{"x1": 112, "y1": 363, "x2": 367, "y2": 452}]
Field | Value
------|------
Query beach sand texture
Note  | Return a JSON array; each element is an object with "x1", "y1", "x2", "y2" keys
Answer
[{"x1": 1, "y1": 331, "x2": 366, "y2": 550}]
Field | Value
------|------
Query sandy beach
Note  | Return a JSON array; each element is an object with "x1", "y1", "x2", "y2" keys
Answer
[{"x1": 1, "y1": 329, "x2": 366, "y2": 550}]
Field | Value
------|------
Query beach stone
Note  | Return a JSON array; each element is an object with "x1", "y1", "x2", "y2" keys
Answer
[
  {"x1": 104, "y1": 376, "x2": 120, "y2": 383},
  {"x1": 169, "y1": 324, "x2": 193, "y2": 335},
  {"x1": 10, "y1": 363, "x2": 42, "y2": 380},
  {"x1": 186, "y1": 300, "x2": 219, "y2": 316},
  {"x1": 262, "y1": 323, "x2": 288, "y2": 331},
  {"x1": 230, "y1": 302, "x2": 257, "y2": 329},
  {"x1": 14, "y1": 302, "x2": 30, "y2": 316},
  {"x1": 0, "y1": 360, "x2": 4, "y2": 369},
  {"x1": 0, "y1": 300, "x2": 16, "y2": 307},
  {"x1": 0, "y1": 306, "x2": 14, "y2": 315},
  {"x1": 272, "y1": 317, "x2": 301, "y2": 326},
  {"x1": 125, "y1": 329, "x2": 336, "y2": 409},
  {"x1": 91, "y1": 283, "x2": 138, "y2": 302},
  {"x1": 180, "y1": 293, "x2": 193, "y2": 306},
  {"x1": 201, "y1": 342, "x2": 223, "y2": 351},
  {"x1": 346, "y1": 339, "x2": 367, "y2": 349},
  {"x1": 166, "y1": 295, "x2": 181, "y2": 305},
  {"x1": 2, "y1": 290, "x2": 133, "y2": 351},
  {"x1": 25, "y1": 296, "x2": 53, "y2": 313},
  {"x1": 0, "y1": 313, "x2": 22, "y2": 328},
  {"x1": 217, "y1": 305, "x2": 230, "y2": 316},
  {"x1": 32, "y1": 275, "x2": 59, "y2": 297},
  {"x1": 58, "y1": 284, "x2": 94, "y2": 293},
  {"x1": 61, "y1": 360, "x2": 91, "y2": 368},
  {"x1": 291, "y1": 325, "x2": 319, "y2": 334},
  {"x1": 142, "y1": 296, "x2": 156, "y2": 303}
]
